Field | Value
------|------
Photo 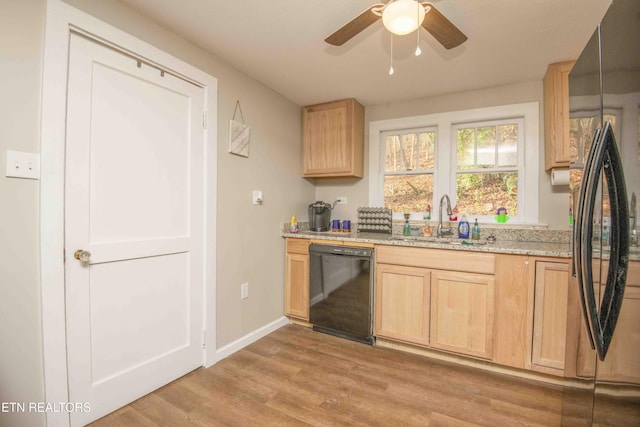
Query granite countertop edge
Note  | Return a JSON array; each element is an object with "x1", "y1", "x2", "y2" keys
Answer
[{"x1": 282, "y1": 231, "x2": 572, "y2": 258}]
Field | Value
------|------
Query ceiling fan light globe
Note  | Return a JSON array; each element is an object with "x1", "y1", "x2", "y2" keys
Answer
[{"x1": 382, "y1": 0, "x2": 426, "y2": 36}]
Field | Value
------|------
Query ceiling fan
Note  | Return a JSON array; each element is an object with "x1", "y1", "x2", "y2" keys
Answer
[{"x1": 325, "y1": 0, "x2": 467, "y2": 49}]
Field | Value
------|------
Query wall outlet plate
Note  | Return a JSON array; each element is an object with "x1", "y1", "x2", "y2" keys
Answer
[
  {"x1": 5, "y1": 150, "x2": 40, "y2": 179},
  {"x1": 337, "y1": 196, "x2": 347, "y2": 205},
  {"x1": 241, "y1": 283, "x2": 249, "y2": 300}
]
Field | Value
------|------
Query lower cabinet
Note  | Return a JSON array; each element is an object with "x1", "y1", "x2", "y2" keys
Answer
[
  {"x1": 530, "y1": 260, "x2": 570, "y2": 376},
  {"x1": 374, "y1": 245, "x2": 496, "y2": 360},
  {"x1": 374, "y1": 246, "x2": 578, "y2": 377},
  {"x1": 430, "y1": 270, "x2": 495, "y2": 359},
  {"x1": 284, "y1": 239, "x2": 310, "y2": 320},
  {"x1": 374, "y1": 263, "x2": 430, "y2": 346},
  {"x1": 493, "y1": 254, "x2": 530, "y2": 369}
]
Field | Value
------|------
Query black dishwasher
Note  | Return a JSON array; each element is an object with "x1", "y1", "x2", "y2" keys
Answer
[{"x1": 308, "y1": 244, "x2": 374, "y2": 344}]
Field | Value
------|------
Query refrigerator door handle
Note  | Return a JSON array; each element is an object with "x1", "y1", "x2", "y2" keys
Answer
[
  {"x1": 579, "y1": 122, "x2": 629, "y2": 361},
  {"x1": 574, "y1": 128, "x2": 602, "y2": 351}
]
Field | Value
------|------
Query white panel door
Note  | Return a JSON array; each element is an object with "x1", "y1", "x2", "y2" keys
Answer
[{"x1": 64, "y1": 33, "x2": 205, "y2": 426}]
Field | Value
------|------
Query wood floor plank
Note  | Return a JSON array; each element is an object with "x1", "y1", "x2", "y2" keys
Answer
[{"x1": 90, "y1": 324, "x2": 626, "y2": 426}]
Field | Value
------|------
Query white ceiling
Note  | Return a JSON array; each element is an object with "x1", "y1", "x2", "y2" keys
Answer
[{"x1": 116, "y1": 0, "x2": 612, "y2": 107}]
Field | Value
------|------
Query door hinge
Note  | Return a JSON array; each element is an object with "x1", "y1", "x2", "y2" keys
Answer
[
  {"x1": 202, "y1": 330, "x2": 206, "y2": 349},
  {"x1": 202, "y1": 111, "x2": 207, "y2": 130}
]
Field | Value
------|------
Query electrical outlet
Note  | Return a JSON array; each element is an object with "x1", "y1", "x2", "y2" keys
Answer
[
  {"x1": 241, "y1": 283, "x2": 249, "y2": 300},
  {"x1": 337, "y1": 196, "x2": 347, "y2": 205}
]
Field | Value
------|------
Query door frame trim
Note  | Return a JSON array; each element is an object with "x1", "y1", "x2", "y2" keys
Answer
[{"x1": 40, "y1": 2, "x2": 217, "y2": 426}]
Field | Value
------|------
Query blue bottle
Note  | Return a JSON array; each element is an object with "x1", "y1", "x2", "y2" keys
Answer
[{"x1": 458, "y1": 215, "x2": 470, "y2": 239}]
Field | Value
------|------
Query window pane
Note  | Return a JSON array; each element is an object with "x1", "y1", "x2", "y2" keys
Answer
[
  {"x1": 384, "y1": 174, "x2": 433, "y2": 213},
  {"x1": 477, "y1": 126, "x2": 496, "y2": 168},
  {"x1": 497, "y1": 124, "x2": 518, "y2": 166},
  {"x1": 456, "y1": 172, "x2": 518, "y2": 216},
  {"x1": 385, "y1": 135, "x2": 401, "y2": 172},
  {"x1": 418, "y1": 131, "x2": 435, "y2": 169},
  {"x1": 400, "y1": 134, "x2": 418, "y2": 170},
  {"x1": 457, "y1": 128, "x2": 475, "y2": 169}
]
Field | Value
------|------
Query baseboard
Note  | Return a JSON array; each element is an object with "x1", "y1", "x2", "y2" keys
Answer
[{"x1": 212, "y1": 316, "x2": 289, "y2": 364}]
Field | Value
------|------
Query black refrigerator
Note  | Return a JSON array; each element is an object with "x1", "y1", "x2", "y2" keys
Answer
[{"x1": 567, "y1": 0, "x2": 640, "y2": 424}]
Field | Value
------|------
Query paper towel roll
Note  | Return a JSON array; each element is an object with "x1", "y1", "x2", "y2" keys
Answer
[{"x1": 551, "y1": 168, "x2": 570, "y2": 186}]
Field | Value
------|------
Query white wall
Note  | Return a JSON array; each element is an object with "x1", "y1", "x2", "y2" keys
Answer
[
  {"x1": 315, "y1": 80, "x2": 570, "y2": 230},
  {"x1": 0, "y1": 1, "x2": 47, "y2": 426}
]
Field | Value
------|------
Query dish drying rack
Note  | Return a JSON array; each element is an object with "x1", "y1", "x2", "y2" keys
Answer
[{"x1": 357, "y1": 207, "x2": 393, "y2": 234}]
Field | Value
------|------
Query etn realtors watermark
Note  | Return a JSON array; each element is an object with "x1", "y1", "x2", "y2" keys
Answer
[{"x1": 1, "y1": 401, "x2": 91, "y2": 413}]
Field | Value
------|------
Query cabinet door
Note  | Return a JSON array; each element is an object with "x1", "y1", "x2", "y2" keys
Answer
[
  {"x1": 430, "y1": 270, "x2": 495, "y2": 359},
  {"x1": 374, "y1": 263, "x2": 430, "y2": 346},
  {"x1": 493, "y1": 254, "x2": 530, "y2": 369},
  {"x1": 543, "y1": 61, "x2": 575, "y2": 170},
  {"x1": 531, "y1": 261, "x2": 569, "y2": 375},
  {"x1": 285, "y1": 252, "x2": 309, "y2": 320},
  {"x1": 302, "y1": 98, "x2": 363, "y2": 178}
]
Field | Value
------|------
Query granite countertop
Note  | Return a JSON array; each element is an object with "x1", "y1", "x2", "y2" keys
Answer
[{"x1": 282, "y1": 230, "x2": 573, "y2": 258}]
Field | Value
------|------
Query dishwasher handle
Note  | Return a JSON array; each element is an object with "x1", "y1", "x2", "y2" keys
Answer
[{"x1": 309, "y1": 243, "x2": 372, "y2": 258}]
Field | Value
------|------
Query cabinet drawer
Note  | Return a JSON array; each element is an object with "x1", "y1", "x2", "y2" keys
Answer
[
  {"x1": 376, "y1": 245, "x2": 495, "y2": 275},
  {"x1": 286, "y1": 238, "x2": 310, "y2": 255}
]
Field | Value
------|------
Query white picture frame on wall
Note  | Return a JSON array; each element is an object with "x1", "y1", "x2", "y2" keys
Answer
[
  {"x1": 228, "y1": 101, "x2": 250, "y2": 157},
  {"x1": 228, "y1": 119, "x2": 250, "y2": 157}
]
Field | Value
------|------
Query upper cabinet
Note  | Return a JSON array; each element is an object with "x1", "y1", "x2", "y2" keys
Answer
[
  {"x1": 543, "y1": 61, "x2": 575, "y2": 171},
  {"x1": 302, "y1": 98, "x2": 364, "y2": 178}
]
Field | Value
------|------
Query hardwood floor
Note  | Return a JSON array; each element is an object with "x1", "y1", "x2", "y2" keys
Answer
[{"x1": 90, "y1": 324, "x2": 588, "y2": 426}]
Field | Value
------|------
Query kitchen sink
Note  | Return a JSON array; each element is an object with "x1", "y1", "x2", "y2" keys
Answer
[{"x1": 390, "y1": 236, "x2": 487, "y2": 246}]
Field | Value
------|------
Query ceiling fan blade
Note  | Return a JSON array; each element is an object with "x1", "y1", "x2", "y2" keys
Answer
[
  {"x1": 422, "y1": 3, "x2": 467, "y2": 49},
  {"x1": 325, "y1": 4, "x2": 384, "y2": 46}
]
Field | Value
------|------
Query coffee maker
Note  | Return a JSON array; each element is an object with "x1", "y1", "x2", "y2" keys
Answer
[{"x1": 308, "y1": 201, "x2": 334, "y2": 231}]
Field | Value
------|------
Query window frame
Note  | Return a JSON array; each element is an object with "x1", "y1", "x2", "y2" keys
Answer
[{"x1": 369, "y1": 102, "x2": 539, "y2": 224}]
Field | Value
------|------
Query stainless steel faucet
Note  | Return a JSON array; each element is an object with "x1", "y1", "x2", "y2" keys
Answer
[{"x1": 438, "y1": 194, "x2": 453, "y2": 238}]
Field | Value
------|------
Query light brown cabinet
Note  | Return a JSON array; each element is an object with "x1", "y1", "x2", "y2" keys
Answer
[
  {"x1": 543, "y1": 61, "x2": 575, "y2": 171},
  {"x1": 374, "y1": 263, "x2": 431, "y2": 346},
  {"x1": 493, "y1": 254, "x2": 531, "y2": 369},
  {"x1": 374, "y1": 245, "x2": 496, "y2": 359},
  {"x1": 302, "y1": 98, "x2": 364, "y2": 178},
  {"x1": 430, "y1": 270, "x2": 495, "y2": 359},
  {"x1": 530, "y1": 260, "x2": 571, "y2": 376},
  {"x1": 284, "y1": 238, "x2": 310, "y2": 320}
]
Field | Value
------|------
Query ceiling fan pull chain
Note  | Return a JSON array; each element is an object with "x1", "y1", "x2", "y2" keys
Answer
[
  {"x1": 389, "y1": 33, "x2": 394, "y2": 75},
  {"x1": 415, "y1": 0, "x2": 422, "y2": 56}
]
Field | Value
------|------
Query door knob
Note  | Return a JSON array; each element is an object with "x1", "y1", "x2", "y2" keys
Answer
[{"x1": 74, "y1": 249, "x2": 91, "y2": 263}]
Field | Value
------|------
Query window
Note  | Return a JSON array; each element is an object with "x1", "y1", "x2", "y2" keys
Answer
[
  {"x1": 454, "y1": 120, "x2": 522, "y2": 217},
  {"x1": 369, "y1": 103, "x2": 539, "y2": 224},
  {"x1": 382, "y1": 128, "x2": 436, "y2": 213}
]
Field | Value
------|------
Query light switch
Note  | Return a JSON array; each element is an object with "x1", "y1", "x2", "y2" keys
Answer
[
  {"x1": 252, "y1": 190, "x2": 263, "y2": 205},
  {"x1": 5, "y1": 150, "x2": 40, "y2": 180}
]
